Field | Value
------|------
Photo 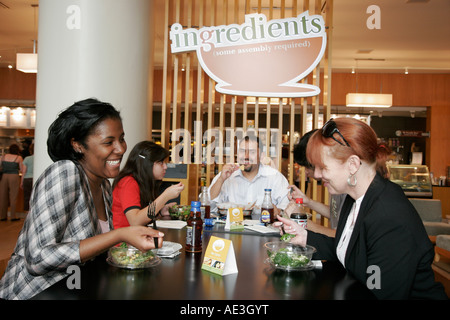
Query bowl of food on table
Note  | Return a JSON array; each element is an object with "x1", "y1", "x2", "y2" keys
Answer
[
  {"x1": 168, "y1": 204, "x2": 191, "y2": 221},
  {"x1": 264, "y1": 240, "x2": 316, "y2": 271},
  {"x1": 216, "y1": 201, "x2": 255, "y2": 217},
  {"x1": 107, "y1": 242, "x2": 161, "y2": 269}
]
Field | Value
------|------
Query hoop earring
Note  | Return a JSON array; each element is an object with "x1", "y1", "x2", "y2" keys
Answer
[{"x1": 347, "y1": 174, "x2": 357, "y2": 187}]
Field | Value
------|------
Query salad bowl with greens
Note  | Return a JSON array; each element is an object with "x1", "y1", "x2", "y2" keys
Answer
[
  {"x1": 264, "y1": 241, "x2": 316, "y2": 271},
  {"x1": 107, "y1": 242, "x2": 161, "y2": 269},
  {"x1": 168, "y1": 205, "x2": 191, "y2": 221}
]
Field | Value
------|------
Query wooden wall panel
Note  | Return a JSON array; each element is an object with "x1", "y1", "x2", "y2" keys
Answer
[
  {"x1": 0, "y1": 69, "x2": 36, "y2": 100},
  {"x1": 151, "y1": 0, "x2": 332, "y2": 205}
]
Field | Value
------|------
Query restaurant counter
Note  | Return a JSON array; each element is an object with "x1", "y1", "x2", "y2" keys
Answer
[{"x1": 32, "y1": 223, "x2": 375, "y2": 301}]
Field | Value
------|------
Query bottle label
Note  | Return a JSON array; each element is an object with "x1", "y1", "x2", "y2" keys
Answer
[
  {"x1": 292, "y1": 218, "x2": 307, "y2": 229},
  {"x1": 186, "y1": 226, "x2": 194, "y2": 245},
  {"x1": 261, "y1": 209, "x2": 271, "y2": 223}
]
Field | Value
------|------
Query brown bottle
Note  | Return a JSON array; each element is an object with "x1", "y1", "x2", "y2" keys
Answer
[
  {"x1": 186, "y1": 201, "x2": 203, "y2": 253},
  {"x1": 261, "y1": 188, "x2": 274, "y2": 224}
]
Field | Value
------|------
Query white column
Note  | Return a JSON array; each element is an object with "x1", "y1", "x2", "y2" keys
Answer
[{"x1": 34, "y1": 0, "x2": 153, "y2": 179}]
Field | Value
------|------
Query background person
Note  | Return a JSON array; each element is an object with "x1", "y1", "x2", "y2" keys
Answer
[
  {"x1": 21, "y1": 143, "x2": 34, "y2": 214},
  {"x1": 285, "y1": 130, "x2": 345, "y2": 237},
  {"x1": 275, "y1": 117, "x2": 447, "y2": 299},
  {"x1": 209, "y1": 135, "x2": 290, "y2": 213},
  {"x1": 0, "y1": 98, "x2": 163, "y2": 300},
  {"x1": 112, "y1": 140, "x2": 184, "y2": 229},
  {"x1": 0, "y1": 144, "x2": 25, "y2": 221}
]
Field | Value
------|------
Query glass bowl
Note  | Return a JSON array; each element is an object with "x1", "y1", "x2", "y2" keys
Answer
[
  {"x1": 107, "y1": 243, "x2": 161, "y2": 269},
  {"x1": 264, "y1": 241, "x2": 316, "y2": 271},
  {"x1": 168, "y1": 205, "x2": 191, "y2": 221}
]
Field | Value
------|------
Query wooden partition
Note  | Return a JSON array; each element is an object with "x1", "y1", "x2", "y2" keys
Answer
[{"x1": 150, "y1": 0, "x2": 333, "y2": 225}]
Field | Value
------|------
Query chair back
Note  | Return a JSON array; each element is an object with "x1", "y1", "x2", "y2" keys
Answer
[{"x1": 410, "y1": 198, "x2": 442, "y2": 222}]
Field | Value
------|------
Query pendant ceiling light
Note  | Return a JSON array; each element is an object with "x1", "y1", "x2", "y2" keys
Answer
[
  {"x1": 16, "y1": 40, "x2": 37, "y2": 73},
  {"x1": 346, "y1": 93, "x2": 393, "y2": 108},
  {"x1": 346, "y1": 62, "x2": 392, "y2": 108},
  {"x1": 16, "y1": 5, "x2": 38, "y2": 73}
]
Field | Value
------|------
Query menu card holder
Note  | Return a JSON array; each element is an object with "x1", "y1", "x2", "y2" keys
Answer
[
  {"x1": 224, "y1": 207, "x2": 244, "y2": 231},
  {"x1": 201, "y1": 236, "x2": 238, "y2": 276}
]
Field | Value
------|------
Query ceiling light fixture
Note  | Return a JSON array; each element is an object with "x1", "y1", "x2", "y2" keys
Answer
[
  {"x1": 16, "y1": 41, "x2": 38, "y2": 73},
  {"x1": 347, "y1": 61, "x2": 392, "y2": 108},
  {"x1": 346, "y1": 93, "x2": 393, "y2": 108},
  {"x1": 16, "y1": 4, "x2": 38, "y2": 73}
]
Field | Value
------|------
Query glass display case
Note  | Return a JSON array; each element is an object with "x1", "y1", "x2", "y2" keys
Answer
[{"x1": 387, "y1": 164, "x2": 432, "y2": 197}]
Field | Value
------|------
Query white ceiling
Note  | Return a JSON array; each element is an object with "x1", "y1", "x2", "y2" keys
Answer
[
  {"x1": 0, "y1": 0, "x2": 449, "y2": 117},
  {"x1": 1, "y1": 0, "x2": 449, "y2": 71}
]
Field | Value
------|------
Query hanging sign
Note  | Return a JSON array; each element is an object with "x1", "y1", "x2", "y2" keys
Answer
[
  {"x1": 202, "y1": 236, "x2": 238, "y2": 276},
  {"x1": 395, "y1": 130, "x2": 430, "y2": 138},
  {"x1": 170, "y1": 11, "x2": 327, "y2": 98}
]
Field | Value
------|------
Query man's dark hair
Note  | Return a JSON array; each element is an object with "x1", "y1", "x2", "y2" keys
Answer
[{"x1": 293, "y1": 129, "x2": 318, "y2": 168}]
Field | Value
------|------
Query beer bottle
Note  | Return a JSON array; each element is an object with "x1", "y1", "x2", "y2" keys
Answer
[
  {"x1": 186, "y1": 201, "x2": 203, "y2": 253},
  {"x1": 261, "y1": 188, "x2": 274, "y2": 224}
]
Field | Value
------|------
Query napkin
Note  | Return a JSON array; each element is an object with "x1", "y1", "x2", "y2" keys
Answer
[
  {"x1": 154, "y1": 241, "x2": 182, "y2": 259},
  {"x1": 244, "y1": 225, "x2": 279, "y2": 234},
  {"x1": 155, "y1": 220, "x2": 187, "y2": 229}
]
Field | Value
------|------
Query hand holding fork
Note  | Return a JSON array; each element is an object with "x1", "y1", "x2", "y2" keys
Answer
[{"x1": 147, "y1": 201, "x2": 159, "y2": 249}]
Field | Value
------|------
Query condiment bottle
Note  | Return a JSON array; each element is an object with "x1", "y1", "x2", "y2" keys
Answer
[
  {"x1": 261, "y1": 188, "x2": 274, "y2": 224},
  {"x1": 186, "y1": 201, "x2": 203, "y2": 253},
  {"x1": 199, "y1": 186, "x2": 211, "y2": 220},
  {"x1": 291, "y1": 198, "x2": 307, "y2": 229}
]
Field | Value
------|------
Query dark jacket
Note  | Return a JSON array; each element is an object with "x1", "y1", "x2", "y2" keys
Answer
[{"x1": 307, "y1": 173, "x2": 447, "y2": 299}]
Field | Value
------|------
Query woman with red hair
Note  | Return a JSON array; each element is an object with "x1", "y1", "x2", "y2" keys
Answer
[{"x1": 276, "y1": 118, "x2": 446, "y2": 300}]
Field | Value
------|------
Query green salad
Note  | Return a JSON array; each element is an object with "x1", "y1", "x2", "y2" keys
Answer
[
  {"x1": 168, "y1": 205, "x2": 191, "y2": 221},
  {"x1": 267, "y1": 248, "x2": 310, "y2": 268},
  {"x1": 280, "y1": 233, "x2": 295, "y2": 242},
  {"x1": 109, "y1": 242, "x2": 156, "y2": 267}
]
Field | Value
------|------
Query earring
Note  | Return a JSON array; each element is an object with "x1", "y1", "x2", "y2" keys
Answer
[{"x1": 347, "y1": 174, "x2": 357, "y2": 187}]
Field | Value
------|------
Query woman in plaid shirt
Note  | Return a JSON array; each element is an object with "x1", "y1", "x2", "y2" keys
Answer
[{"x1": 0, "y1": 99, "x2": 163, "y2": 300}]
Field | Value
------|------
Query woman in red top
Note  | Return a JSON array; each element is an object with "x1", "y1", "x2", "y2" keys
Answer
[{"x1": 112, "y1": 141, "x2": 184, "y2": 229}]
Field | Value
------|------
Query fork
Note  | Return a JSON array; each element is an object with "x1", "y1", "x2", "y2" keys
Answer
[{"x1": 147, "y1": 201, "x2": 159, "y2": 249}]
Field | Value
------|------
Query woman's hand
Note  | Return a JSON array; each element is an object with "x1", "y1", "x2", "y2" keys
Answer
[
  {"x1": 287, "y1": 185, "x2": 311, "y2": 204},
  {"x1": 283, "y1": 200, "x2": 299, "y2": 217},
  {"x1": 273, "y1": 215, "x2": 308, "y2": 247},
  {"x1": 80, "y1": 225, "x2": 164, "y2": 262},
  {"x1": 161, "y1": 202, "x2": 177, "y2": 216},
  {"x1": 163, "y1": 182, "x2": 185, "y2": 200},
  {"x1": 120, "y1": 226, "x2": 164, "y2": 252}
]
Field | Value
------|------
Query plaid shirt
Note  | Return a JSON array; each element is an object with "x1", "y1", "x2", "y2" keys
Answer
[{"x1": 0, "y1": 160, "x2": 113, "y2": 300}]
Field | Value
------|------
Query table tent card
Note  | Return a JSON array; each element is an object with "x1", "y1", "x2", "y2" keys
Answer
[
  {"x1": 224, "y1": 207, "x2": 244, "y2": 231},
  {"x1": 201, "y1": 236, "x2": 238, "y2": 276}
]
